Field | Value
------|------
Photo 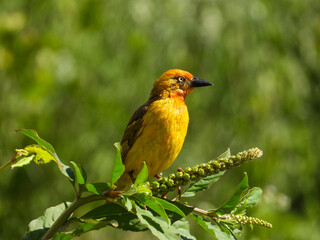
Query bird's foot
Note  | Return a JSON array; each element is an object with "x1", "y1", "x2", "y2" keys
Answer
[
  {"x1": 154, "y1": 173, "x2": 162, "y2": 179},
  {"x1": 161, "y1": 190, "x2": 169, "y2": 198}
]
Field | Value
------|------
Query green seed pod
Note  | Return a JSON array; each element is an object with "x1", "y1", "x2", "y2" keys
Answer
[
  {"x1": 198, "y1": 168, "x2": 205, "y2": 176},
  {"x1": 192, "y1": 166, "x2": 199, "y2": 173},
  {"x1": 190, "y1": 175, "x2": 197, "y2": 181},
  {"x1": 185, "y1": 167, "x2": 192, "y2": 173},
  {"x1": 151, "y1": 181, "x2": 160, "y2": 189},
  {"x1": 160, "y1": 184, "x2": 167, "y2": 192},
  {"x1": 183, "y1": 173, "x2": 190, "y2": 181},
  {"x1": 169, "y1": 173, "x2": 176, "y2": 179},
  {"x1": 167, "y1": 178, "x2": 175, "y2": 187},
  {"x1": 176, "y1": 171, "x2": 183, "y2": 179}
]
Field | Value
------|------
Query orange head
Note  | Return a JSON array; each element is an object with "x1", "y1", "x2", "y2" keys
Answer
[{"x1": 150, "y1": 69, "x2": 213, "y2": 100}]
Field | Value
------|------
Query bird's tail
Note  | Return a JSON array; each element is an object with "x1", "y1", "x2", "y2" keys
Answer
[{"x1": 115, "y1": 172, "x2": 134, "y2": 191}]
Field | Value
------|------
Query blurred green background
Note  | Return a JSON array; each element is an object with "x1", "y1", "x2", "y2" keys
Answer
[{"x1": 1, "y1": 0, "x2": 319, "y2": 239}]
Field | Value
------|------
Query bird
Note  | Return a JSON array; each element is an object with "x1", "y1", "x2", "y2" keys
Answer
[{"x1": 115, "y1": 69, "x2": 213, "y2": 190}]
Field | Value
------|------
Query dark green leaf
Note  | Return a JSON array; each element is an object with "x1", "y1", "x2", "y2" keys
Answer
[
  {"x1": 182, "y1": 171, "x2": 225, "y2": 198},
  {"x1": 216, "y1": 173, "x2": 249, "y2": 214},
  {"x1": 134, "y1": 161, "x2": 148, "y2": 186},
  {"x1": 85, "y1": 182, "x2": 111, "y2": 195},
  {"x1": 135, "y1": 204, "x2": 180, "y2": 240},
  {"x1": 132, "y1": 193, "x2": 169, "y2": 224},
  {"x1": 111, "y1": 142, "x2": 125, "y2": 184},
  {"x1": 156, "y1": 198, "x2": 186, "y2": 219},
  {"x1": 81, "y1": 202, "x2": 147, "y2": 231},
  {"x1": 23, "y1": 202, "x2": 72, "y2": 240},
  {"x1": 53, "y1": 221, "x2": 109, "y2": 240}
]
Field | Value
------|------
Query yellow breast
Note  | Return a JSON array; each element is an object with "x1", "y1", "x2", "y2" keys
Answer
[{"x1": 124, "y1": 97, "x2": 189, "y2": 178}]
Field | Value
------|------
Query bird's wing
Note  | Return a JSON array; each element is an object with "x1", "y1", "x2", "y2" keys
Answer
[{"x1": 120, "y1": 103, "x2": 149, "y2": 163}]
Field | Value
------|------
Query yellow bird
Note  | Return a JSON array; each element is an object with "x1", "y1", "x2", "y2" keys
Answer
[{"x1": 116, "y1": 69, "x2": 213, "y2": 190}]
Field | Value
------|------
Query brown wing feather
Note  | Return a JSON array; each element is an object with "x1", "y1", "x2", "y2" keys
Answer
[{"x1": 120, "y1": 102, "x2": 149, "y2": 163}]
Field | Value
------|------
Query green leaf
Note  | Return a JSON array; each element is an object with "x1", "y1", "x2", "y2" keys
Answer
[
  {"x1": 156, "y1": 198, "x2": 186, "y2": 219},
  {"x1": 70, "y1": 161, "x2": 85, "y2": 185},
  {"x1": 53, "y1": 221, "x2": 109, "y2": 240},
  {"x1": 23, "y1": 202, "x2": 72, "y2": 240},
  {"x1": 233, "y1": 187, "x2": 262, "y2": 215},
  {"x1": 11, "y1": 145, "x2": 55, "y2": 169},
  {"x1": 134, "y1": 161, "x2": 148, "y2": 186},
  {"x1": 172, "y1": 219, "x2": 196, "y2": 240},
  {"x1": 135, "y1": 204, "x2": 180, "y2": 240},
  {"x1": 182, "y1": 171, "x2": 225, "y2": 198},
  {"x1": 16, "y1": 129, "x2": 55, "y2": 154},
  {"x1": 190, "y1": 214, "x2": 218, "y2": 239},
  {"x1": 206, "y1": 222, "x2": 236, "y2": 240},
  {"x1": 216, "y1": 173, "x2": 249, "y2": 215},
  {"x1": 11, "y1": 154, "x2": 35, "y2": 169},
  {"x1": 81, "y1": 202, "x2": 147, "y2": 231},
  {"x1": 131, "y1": 193, "x2": 169, "y2": 224},
  {"x1": 85, "y1": 182, "x2": 111, "y2": 195},
  {"x1": 215, "y1": 148, "x2": 231, "y2": 159},
  {"x1": 15, "y1": 129, "x2": 74, "y2": 181},
  {"x1": 111, "y1": 142, "x2": 125, "y2": 184}
]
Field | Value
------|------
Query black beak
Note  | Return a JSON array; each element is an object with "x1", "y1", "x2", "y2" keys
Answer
[{"x1": 190, "y1": 77, "x2": 213, "y2": 88}]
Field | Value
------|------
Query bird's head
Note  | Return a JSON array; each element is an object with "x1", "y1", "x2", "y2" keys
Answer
[{"x1": 150, "y1": 69, "x2": 213, "y2": 100}]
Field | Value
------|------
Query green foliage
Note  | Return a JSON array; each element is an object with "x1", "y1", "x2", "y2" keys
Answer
[
  {"x1": 1, "y1": 1, "x2": 319, "y2": 238},
  {"x1": 23, "y1": 202, "x2": 72, "y2": 240},
  {"x1": 5, "y1": 130, "x2": 270, "y2": 239},
  {"x1": 111, "y1": 142, "x2": 125, "y2": 184}
]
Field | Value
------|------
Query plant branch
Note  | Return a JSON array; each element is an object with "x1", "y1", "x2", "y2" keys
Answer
[
  {"x1": 41, "y1": 190, "x2": 121, "y2": 240},
  {"x1": 0, "y1": 156, "x2": 16, "y2": 172},
  {"x1": 149, "y1": 148, "x2": 263, "y2": 195}
]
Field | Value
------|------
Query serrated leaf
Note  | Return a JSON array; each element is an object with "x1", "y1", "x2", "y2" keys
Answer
[
  {"x1": 85, "y1": 183, "x2": 111, "y2": 195},
  {"x1": 81, "y1": 202, "x2": 147, "y2": 231},
  {"x1": 134, "y1": 161, "x2": 148, "y2": 186},
  {"x1": 233, "y1": 187, "x2": 262, "y2": 215},
  {"x1": 111, "y1": 142, "x2": 125, "y2": 184},
  {"x1": 132, "y1": 193, "x2": 169, "y2": 224},
  {"x1": 135, "y1": 204, "x2": 180, "y2": 240},
  {"x1": 216, "y1": 173, "x2": 249, "y2": 215},
  {"x1": 182, "y1": 171, "x2": 225, "y2": 198},
  {"x1": 23, "y1": 202, "x2": 72, "y2": 240}
]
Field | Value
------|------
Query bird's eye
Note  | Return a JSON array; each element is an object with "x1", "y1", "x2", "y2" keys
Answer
[{"x1": 178, "y1": 77, "x2": 184, "y2": 83}]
